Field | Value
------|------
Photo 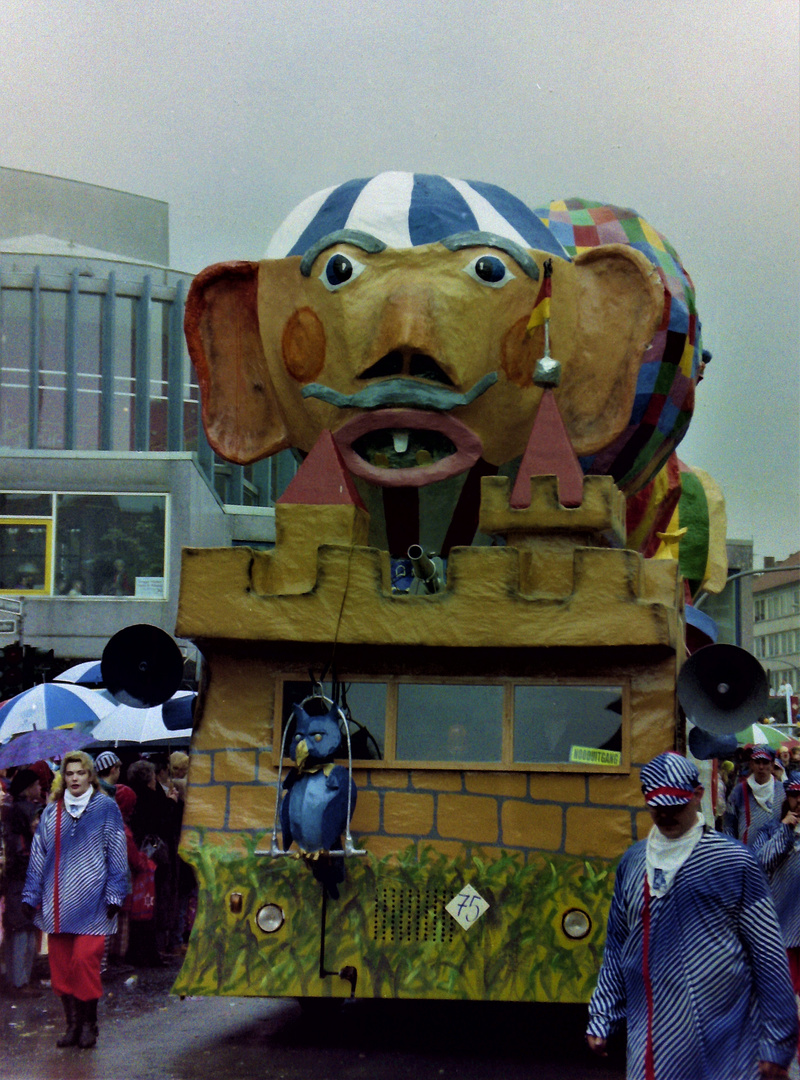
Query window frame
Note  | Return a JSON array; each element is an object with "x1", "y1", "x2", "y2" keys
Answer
[
  {"x1": 0, "y1": 517, "x2": 53, "y2": 595},
  {"x1": 272, "y1": 673, "x2": 630, "y2": 774},
  {"x1": 0, "y1": 490, "x2": 169, "y2": 600}
]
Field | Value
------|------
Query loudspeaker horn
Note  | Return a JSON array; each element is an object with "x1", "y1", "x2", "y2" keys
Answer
[
  {"x1": 101, "y1": 624, "x2": 183, "y2": 709},
  {"x1": 677, "y1": 643, "x2": 770, "y2": 735}
]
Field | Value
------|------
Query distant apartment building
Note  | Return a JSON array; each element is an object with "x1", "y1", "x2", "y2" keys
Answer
[{"x1": 753, "y1": 551, "x2": 800, "y2": 704}]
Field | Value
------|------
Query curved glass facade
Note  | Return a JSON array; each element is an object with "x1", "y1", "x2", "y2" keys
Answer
[
  {"x1": 0, "y1": 250, "x2": 295, "y2": 508},
  {"x1": 0, "y1": 257, "x2": 199, "y2": 455}
]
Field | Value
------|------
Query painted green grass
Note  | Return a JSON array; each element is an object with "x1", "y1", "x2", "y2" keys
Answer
[{"x1": 173, "y1": 830, "x2": 616, "y2": 1003}]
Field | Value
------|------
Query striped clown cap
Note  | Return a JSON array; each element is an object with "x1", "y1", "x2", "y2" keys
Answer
[
  {"x1": 784, "y1": 773, "x2": 800, "y2": 793},
  {"x1": 749, "y1": 745, "x2": 774, "y2": 762},
  {"x1": 94, "y1": 751, "x2": 121, "y2": 773},
  {"x1": 265, "y1": 172, "x2": 570, "y2": 262},
  {"x1": 640, "y1": 752, "x2": 700, "y2": 806}
]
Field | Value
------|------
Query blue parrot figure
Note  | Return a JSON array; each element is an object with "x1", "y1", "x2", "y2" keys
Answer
[{"x1": 280, "y1": 699, "x2": 357, "y2": 899}]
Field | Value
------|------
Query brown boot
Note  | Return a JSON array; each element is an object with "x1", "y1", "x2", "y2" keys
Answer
[
  {"x1": 56, "y1": 994, "x2": 80, "y2": 1047},
  {"x1": 77, "y1": 998, "x2": 99, "y2": 1049}
]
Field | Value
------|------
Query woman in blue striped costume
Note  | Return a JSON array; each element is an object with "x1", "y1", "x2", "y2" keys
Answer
[
  {"x1": 22, "y1": 750, "x2": 128, "y2": 1049},
  {"x1": 586, "y1": 752, "x2": 797, "y2": 1079}
]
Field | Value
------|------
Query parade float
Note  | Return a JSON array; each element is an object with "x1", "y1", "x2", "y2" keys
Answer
[{"x1": 170, "y1": 174, "x2": 728, "y2": 1003}]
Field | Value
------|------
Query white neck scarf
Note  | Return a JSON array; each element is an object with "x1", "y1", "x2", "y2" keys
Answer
[
  {"x1": 64, "y1": 787, "x2": 93, "y2": 819},
  {"x1": 747, "y1": 774, "x2": 774, "y2": 813},
  {"x1": 645, "y1": 813, "x2": 704, "y2": 898}
]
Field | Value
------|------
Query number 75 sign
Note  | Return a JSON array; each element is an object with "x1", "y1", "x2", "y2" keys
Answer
[{"x1": 446, "y1": 884, "x2": 490, "y2": 930}]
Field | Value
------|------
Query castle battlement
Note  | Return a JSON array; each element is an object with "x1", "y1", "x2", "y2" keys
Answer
[{"x1": 177, "y1": 474, "x2": 681, "y2": 651}]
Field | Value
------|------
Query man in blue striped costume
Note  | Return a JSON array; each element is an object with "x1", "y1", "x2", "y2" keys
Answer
[
  {"x1": 586, "y1": 752, "x2": 797, "y2": 1079},
  {"x1": 724, "y1": 746, "x2": 785, "y2": 845},
  {"x1": 754, "y1": 774, "x2": 800, "y2": 1063}
]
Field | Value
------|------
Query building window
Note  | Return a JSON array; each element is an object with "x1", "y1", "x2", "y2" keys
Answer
[
  {"x1": 0, "y1": 491, "x2": 167, "y2": 598},
  {"x1": 0, "y1": 289, "x2": 30, "y2": 449},
  {"x1": 0, "y1": 519, "x2": 52, "y2": 593},
  {"x1": 275, "y1": 676, "x2": 627, "y2": 772}
]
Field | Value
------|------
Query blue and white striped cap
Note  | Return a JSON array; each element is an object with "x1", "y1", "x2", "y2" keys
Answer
[
  {"x1": 266, "y1": 172, "x2": 569, "y2": 261},
  {"x1": 640, "y1": 752, "x2": 700, "y2": 806},
  {"x1": 749, "y1": 745, "x2": 774, "y2": 762}
]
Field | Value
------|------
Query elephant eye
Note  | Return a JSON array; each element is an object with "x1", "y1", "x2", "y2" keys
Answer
[
  {"x1": 463, "y1": 254, "x2": 515, "y2": 288},
  {"x1": 320, "y1": 252, "x2": 366, "y2": 291}
]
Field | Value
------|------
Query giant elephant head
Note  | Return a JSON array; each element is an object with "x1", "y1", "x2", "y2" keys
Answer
[{"x1": 185, "y1": 173, "x2": 703, "y2": 497}]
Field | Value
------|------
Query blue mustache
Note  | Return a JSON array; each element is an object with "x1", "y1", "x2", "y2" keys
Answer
[{"x1": 300, "y1": 373, "x2": 498, "y2": 411}]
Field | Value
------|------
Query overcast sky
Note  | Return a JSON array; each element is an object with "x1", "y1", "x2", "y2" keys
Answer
[{"x1": 3, "y1": 0, "x2": 798, "y2": 563}]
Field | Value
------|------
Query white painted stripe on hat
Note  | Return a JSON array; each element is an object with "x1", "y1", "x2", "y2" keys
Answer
[
  {"x1": 446, "y1": 177, "x2": 532, "y2": 249},
  {"x1": 265, "y1": 183, "x2": 339, "y2": 259},
  {"x1": 344, "y1": 171, "x2": 415, "y2": 249}
]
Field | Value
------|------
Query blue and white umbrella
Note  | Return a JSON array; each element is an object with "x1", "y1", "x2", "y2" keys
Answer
[
  {"x1": 0, "y1": 683, "x2": 117, "y2": 742},
  {"x1": 90, "y1": 690, "x2": 196, "y2": 745},
  {"x1": 54, "y1": 660, "x2": 104, "y2": 686}
]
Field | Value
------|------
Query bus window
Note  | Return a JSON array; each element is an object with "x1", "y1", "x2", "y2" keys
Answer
[
  {"x1": 513, "y1": 685, "x2": 623, "y2": 765},
  {"x1": 396, "y1": 683, "x2": 503, "y2": 763}
]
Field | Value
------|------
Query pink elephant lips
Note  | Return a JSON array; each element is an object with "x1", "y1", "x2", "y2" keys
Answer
[{"x1": 333, "y1": 409, "x2": 484, "y2": 488}]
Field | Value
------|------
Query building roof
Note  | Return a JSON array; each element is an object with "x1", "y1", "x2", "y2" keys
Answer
[
  {"x1": 753, "y1": 551, "x2": 800, "y2": 593},
  {"x1": 0, "y1": 233, "x2": 169, "y2": 268}
]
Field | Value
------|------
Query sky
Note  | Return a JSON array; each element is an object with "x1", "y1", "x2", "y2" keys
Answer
[{"x1": 2, "y1": 0, "x2": 798, "y2": 564}]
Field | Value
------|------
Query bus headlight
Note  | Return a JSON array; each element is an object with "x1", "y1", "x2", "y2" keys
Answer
[
  {"x1": 561, "y1": 908, "x2": 591, "y2": 940},
  {"x1": 256, "y1": 903, "x2": 286, "y2": 933}
]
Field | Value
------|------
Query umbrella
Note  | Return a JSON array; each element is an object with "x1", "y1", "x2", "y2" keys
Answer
[
  {"x1": 90, "y1": 691, "x2": 195, "y2": 745},
  {"x1": 54, "y1": 661, "x2": 104, "y2": 687},
  {"x1": 735, "y1": 722, "x2": 786, "y2": 750},
  {"x1": 0, "y1": 727, "x2": 99, "y2": 770},
  {"x1": 0, "y1": 683, "x2": 117, "y2": 742}
]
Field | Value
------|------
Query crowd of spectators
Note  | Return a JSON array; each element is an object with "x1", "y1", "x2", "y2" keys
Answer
[{"x1": 0, "y1": 747, "x2": 196, "y2": 996}]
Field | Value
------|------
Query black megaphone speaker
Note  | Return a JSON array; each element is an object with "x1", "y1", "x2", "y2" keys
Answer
[
  {"x1": 677, "y1": 643, "x2": 770, "y2": 735},
  {"x1": 101, "y1": 624, "x2": 183, "y2": 709}
]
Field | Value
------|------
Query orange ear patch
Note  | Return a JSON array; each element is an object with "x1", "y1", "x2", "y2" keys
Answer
[
  {"x1": 500, "y1": 315, "x2": 540, "y2": 388},
  {"x1": 281, "y1": 307, "x2": 326, "y2": 383}
]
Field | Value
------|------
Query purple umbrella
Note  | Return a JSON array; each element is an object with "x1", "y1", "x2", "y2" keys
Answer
[{"x1": 0, "y1": 727, "x2": 99, "y2": 770}]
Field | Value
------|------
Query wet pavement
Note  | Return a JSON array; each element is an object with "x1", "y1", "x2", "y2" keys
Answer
[{"x1": 2, "y1": 955, "x2": 629, "y2": 1080}]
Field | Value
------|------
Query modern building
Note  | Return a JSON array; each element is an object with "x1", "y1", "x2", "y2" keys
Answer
[
  {"x1": 0, "y1": 167, "x2": 295, "y2": 686},
  {"x1": 753, "y1": 551, "x2": 800, "y2": 714}
]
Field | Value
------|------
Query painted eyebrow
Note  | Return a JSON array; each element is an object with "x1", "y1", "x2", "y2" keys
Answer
[
  {"x1": 300, "y1": 230, "x2": 387, "y2": 277},
  {"x1": 440, "y1": 231, "x2": 539, "y2": 280}
]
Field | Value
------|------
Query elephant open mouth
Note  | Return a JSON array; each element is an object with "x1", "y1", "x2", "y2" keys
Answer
[
  {"x1": 353, "y1": 427, "x2": 455, "y2": 469},
  {"x1": 333, "y1": 409, "x2": 483, "y2": 488}
]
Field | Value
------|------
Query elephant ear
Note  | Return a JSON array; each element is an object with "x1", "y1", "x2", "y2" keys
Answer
[
  {"x1": 184, "y1": 261, "x2": 291, "y2": 464},
  {"x1": 556, "y1": 244, "x2": 665, "y2": 454}
]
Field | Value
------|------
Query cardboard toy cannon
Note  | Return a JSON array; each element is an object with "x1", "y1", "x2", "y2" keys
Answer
[{"x1": 185, "y1": 172, "x2": 725, "y2": 591}]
